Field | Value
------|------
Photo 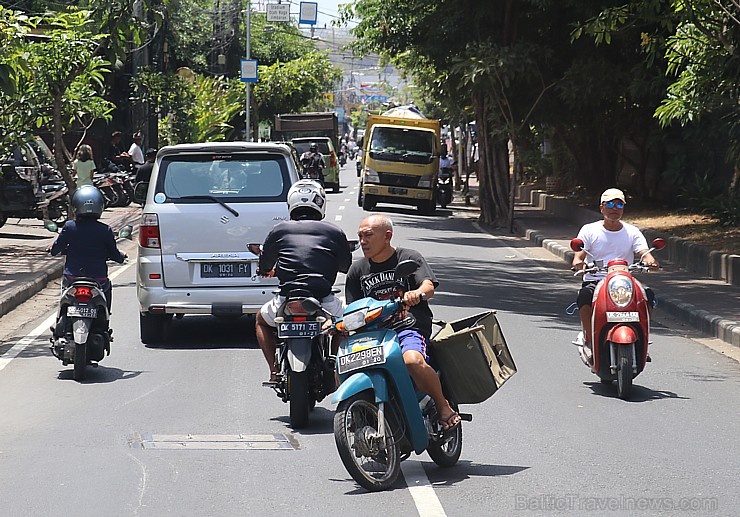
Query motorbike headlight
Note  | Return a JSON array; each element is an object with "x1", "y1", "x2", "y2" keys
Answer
[
  {"x1": 342, "y1": 309, "x2": 368, "y2": 331},
  {"x1": 607, "y1": 276, "x2": 633, "y2": 307},
  {"x1": 341, "y1": 307, "x2": 383, "y2": 332},
  {"x1": 364, "y1": 167, "x2": 380, "y2": 183},
  {"x1": 417, "y1": 174, "x2": 434, "y2": 188}
]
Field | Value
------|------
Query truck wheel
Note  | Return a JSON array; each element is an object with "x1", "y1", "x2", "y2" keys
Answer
[{"x1": 362, "y1": 194, "x2": 376, "y2": 211}]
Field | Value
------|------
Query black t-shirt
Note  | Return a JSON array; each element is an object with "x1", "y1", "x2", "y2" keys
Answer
[
  {"x1": 345, "y1": 247, "x2": 439, "y2": 339},
  {"x1": 135, "y1": 161, "x2": 154, "y2": 183},
  {"x1": 259, "y1": 219, "x2": 352, "y2": 298}
]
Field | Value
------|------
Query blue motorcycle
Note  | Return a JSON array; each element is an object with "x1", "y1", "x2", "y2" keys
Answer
[{"x1": 331, "y1": 260, "x2": 468, "y2": 492}]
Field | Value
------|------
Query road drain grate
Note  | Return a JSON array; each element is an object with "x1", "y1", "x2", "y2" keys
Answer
[{"x1": 139, "y1": 433, "x2": 298, "y2": 450}]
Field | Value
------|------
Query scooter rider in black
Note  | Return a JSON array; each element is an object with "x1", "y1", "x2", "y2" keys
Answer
[
  {"x1": 255, "y1": 179, "x2": 352, "y2": 384},
  {"x1": 48, "y1": 185, "x2": 127, "y2": 318}
]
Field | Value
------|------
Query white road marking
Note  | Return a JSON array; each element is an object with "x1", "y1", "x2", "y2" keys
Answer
[
  {"x1": 401, "y1": 461, "x2": 447, "y2": 516},
  {"x1": 344, "y1": 198, "x2": 350, "y2": 202},
  {"x1": 0, "y1": 260, "x2": 135, "y2": 372},
  {"x1": 338, "y1": 205, "x2": 346, "y2": 210},
  {"x1": 335, "y1": 215, "x2": 342, "y2": 221}
]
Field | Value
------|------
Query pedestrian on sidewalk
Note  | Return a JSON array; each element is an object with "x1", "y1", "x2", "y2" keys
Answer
[
  {"x1": 571, "y1": 188, "x2": 660, "y2": 360},
  {"x1": 72, "y1": 144, "x2": 96, "y2": 188}
]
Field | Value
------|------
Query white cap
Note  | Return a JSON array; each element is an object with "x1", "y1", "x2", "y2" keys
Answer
[{"x1": 600, "y1": 188, "x2": 626, "y2": 204}]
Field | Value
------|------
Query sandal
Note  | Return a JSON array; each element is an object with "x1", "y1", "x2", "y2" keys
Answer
[{"x1": 439, "y1": 411, "x2": 461, "y2": 431}]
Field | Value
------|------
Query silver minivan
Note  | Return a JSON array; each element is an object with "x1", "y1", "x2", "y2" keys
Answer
[{"x1": 136, "y1": 142, "x2": 299, "y2": 344}]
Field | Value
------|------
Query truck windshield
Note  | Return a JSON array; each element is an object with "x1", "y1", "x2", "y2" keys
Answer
[{"x1": 369, "y1": 127, "x2": 434, "y2": 164}]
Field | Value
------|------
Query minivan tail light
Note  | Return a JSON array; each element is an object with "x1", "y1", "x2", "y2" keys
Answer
[
  {"x1": 330, "y1": 151, "x2": 337, "y2": 167},
  {"x1": 139, "y1": 213, "x2": 161, "y2": 249}
]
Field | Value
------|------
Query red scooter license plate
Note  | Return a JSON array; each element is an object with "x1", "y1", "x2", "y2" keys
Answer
[{"x1": 606, "y1": 311, "x2": 640, "y2": 322}]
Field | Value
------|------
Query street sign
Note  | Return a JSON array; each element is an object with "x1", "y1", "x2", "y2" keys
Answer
[
  {"x1": 299, "y1": 2, "x2": 318, "y2": 25},
  {"x1": 240, "y1": 59, "x2": 258, "y2": 83},
  {"x1": 266, "y1": 3, "x2": 290, "y2": 22}
]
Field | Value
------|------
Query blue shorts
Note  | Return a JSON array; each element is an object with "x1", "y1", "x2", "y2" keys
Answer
[{"x1": 398, "y1": 329, "x2": 429, "y2": 362}]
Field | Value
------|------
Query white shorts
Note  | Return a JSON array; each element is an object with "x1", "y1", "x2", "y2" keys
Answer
[{"x1": 259, "y1": 293, "x2": 344, "y2": 327}]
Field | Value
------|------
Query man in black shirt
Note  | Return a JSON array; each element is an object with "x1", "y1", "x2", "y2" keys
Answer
[
  {"x1": 134, "y1": 148, "x2": 157, "y2": 184},
  {"x1": 345, "y1": 214, "x2": 461, "y2": 431},
  {"x1": 256, "y1": 180, "x2": 352, "y2": 383}
]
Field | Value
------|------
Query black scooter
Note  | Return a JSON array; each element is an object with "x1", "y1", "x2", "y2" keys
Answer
[{"x1": 437, "y1": 167, "x2": 453, "y2": 209}]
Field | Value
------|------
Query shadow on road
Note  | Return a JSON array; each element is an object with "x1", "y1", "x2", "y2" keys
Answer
[{"x1": 584, "y1": 381, "x2": 689, "y2": 402}]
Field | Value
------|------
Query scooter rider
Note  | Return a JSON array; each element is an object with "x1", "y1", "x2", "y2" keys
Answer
[
  {"x1": 346, "y1": 214, "x2": 461, "y2": 431},
  {"x1": 255, "y1": 179, "x2": 352, "y2": 383},
  {"x1": 572, "y1": 188, "x2": 659, "y2": 362},
  {"x1": 48, "y1": 185, "x2": 128, "y2": 317},
  {"x1": 299, "y1": 142, "x2": 326, "y2": 185}
]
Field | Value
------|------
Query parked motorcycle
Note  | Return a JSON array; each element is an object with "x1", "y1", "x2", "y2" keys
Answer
[
  {"x1": 0, "y1": 162, "x2": 68, "y2": 228},
  {"x1": 49, "y1": 225, "x2": 133, "y2": 381},
  {"x1": 569, "y1": 237, "x2": 666, "y2": 399},
  {"x1": 332, "y1": 260, "x2": 467, "y2": 492},
  {"x1": 437, "y1": 167, "x2": 453, "y2": 208}
]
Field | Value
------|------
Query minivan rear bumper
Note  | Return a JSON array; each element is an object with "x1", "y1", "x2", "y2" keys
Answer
[{"x1": 137, "y1": 285, "x2": 278, "y2": 315}]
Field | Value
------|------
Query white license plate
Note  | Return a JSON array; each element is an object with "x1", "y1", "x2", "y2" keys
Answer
[
  {"x1": 337, "y1": 346, "x2": 386, "y2": 375},
  {"x1": 277, "y1": 321, "x2": 321, "y2": 338},
  {"x1": 201, "y1": 262, "x2": 251, "y2": 278},
  {"x1": 67, "y1": 306, "x2": 97, "y2": 318},
  {"x1": 606, "y1": 311, "x2": 640, "y2": 322}
]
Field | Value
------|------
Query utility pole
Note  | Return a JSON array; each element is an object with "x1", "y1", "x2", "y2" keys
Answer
[{"x1": 245, "y1": 0, "x2": 251, "y2": 141}]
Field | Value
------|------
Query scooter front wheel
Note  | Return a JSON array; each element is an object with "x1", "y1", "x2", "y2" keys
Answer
[
  {"x1": 334, "y1": 392, "x2": 400, "y2": 492},
  {"x1": 616, "y1": 345, "x2": 634, "y2": 400}
]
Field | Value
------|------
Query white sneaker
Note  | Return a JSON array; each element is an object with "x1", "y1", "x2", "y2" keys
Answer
[{"x1": 572, "y1": 331, "x2": 585, "y2": 347}]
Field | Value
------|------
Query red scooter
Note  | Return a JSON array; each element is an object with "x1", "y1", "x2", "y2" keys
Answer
[{"x1": 570, "y1": 237, "x2": 665, "y2": 399}]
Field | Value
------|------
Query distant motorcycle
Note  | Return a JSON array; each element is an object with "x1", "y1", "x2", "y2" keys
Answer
[{"x1": 437, "y1": 167, "x2": 453, "y2": 208}]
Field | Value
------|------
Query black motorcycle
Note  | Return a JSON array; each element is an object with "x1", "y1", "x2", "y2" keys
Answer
[
  {"x1": 264, "y1": 289, "x2": 337, "y2": 429},
  {"x1": 437, "y1": 167, "x2": 453, "y2": 209},
  {"x1": 0, "y1": 162, "x2": 67, "y2": 228}
]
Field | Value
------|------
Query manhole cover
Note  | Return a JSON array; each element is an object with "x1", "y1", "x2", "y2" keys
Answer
[{"x1": 137, "y1": 433, "x2": 299, "y2": 450}]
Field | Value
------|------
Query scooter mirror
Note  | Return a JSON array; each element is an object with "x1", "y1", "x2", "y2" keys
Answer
[
  {"x1": 347, "y1": 240, "x2": 360, "y2": 252},
  {"x1": 118, "y1": 224, "x2": 134, "y2": 240},
  {"x1": 395, "y1": 259, "x2": 419, "y2": 280},
  {"x1": 652, "y1": 238, "x2": 666, "y2": 251},
  {"x1": 570, "y1": 238, "x2": 585, "y2": 252},
  {"x1": 44, "y1": 220, "x2": 58, "y2": 233},
  {"x1": 247, "y1": 243, "x2": 262, "y2": 256}
]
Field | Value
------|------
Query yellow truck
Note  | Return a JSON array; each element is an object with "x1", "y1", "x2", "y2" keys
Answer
[{"x1": 358, "y1": 106, "x2": 441, "y2": 215}]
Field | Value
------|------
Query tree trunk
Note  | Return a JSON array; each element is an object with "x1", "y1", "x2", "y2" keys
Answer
[
  {"x1": 52, "y1": 93, "x2": 75, "y2": 218},
  {"x1": 475, "y1": 92, "x2": 510, "y2": 227}
]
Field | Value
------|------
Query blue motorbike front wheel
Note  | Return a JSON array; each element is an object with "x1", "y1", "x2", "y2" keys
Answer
[{"x1": 334, "y1": 392, "x2": 400, "y2": 492}]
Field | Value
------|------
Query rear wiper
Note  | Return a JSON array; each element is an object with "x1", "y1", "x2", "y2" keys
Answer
[{"x1": 179, "y1": 195, "x2": 239, "y2": 217}]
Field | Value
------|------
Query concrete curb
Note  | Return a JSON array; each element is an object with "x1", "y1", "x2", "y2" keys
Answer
[{"x1": 517, "y1": 185, "x2": 739, "y2": 287}]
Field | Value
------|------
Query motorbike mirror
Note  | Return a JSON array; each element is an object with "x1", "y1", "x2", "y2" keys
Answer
[
  {"x1": 247, "y1": 243, "x2": 262, "y2": 256},
  {"x1": 347, "y1": 239, "x2": 360, "y2": 252},
  {"x1": 394, "y1": 259, "x2": 419, "y2": 280},
  {"x1": 44, "y1": 219, "x2": 59, "y2": 233},
  {"x1": 133, "y1": 181, "x2": 148, "y2": 204},
  {"x1": 652, "y1": 238, "x2": 666, "y2": 251},
  {"x1": 118, "y1": 224, "x2": 134, "y2": 240},
  {"x1": 570, "y1": 238, "x2": 585, "y2": 252}
]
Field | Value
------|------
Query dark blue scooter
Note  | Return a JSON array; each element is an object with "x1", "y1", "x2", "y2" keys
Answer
[{"x1": 331, "y1": 260, "x2": 468, "y2": 492}]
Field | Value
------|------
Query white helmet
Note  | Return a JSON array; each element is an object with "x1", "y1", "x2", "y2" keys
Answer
[{"x1": 287, "y1": 179, "x2": 326, "y2": 220}]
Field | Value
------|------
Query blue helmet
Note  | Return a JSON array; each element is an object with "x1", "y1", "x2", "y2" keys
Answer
[{"x1": 72, "y1": 185, "x2": 105, "y2": 218}]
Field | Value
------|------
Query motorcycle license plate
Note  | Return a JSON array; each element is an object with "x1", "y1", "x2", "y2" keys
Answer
[
  {"x1": 201, "y1": 262, "x2": 251, "y2": 278},
  {"x1": 337, "y1": 346, "x2": 386, "y2": 375},
  {"x1": 66, "y1": 306, "x2": 97, "y2": 318},
  {"x1": 277, "y1": 321, "x2": 321, "y2": 338},
  {"x1": 606, "y1": 311, "x2": 640, "y2": 322},
  {"x1": 389, "y1": 187, "x2": 408, "y2": 195}
]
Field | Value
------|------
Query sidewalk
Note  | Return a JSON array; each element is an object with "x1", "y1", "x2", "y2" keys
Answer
[
  {"x1": 0, "y1": 206, "x2": 142, "y2": 317},
  {"x1": 454, "y1": 176, "x2": 740, "y2": 348}
]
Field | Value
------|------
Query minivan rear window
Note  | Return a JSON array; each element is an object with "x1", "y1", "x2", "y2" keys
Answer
[
  {"x1": 156, "y1": 153, "x2": 290, "y2": 201},
  {"x1": 292, "y1": 141, "x2": 331, "y2": 155}
]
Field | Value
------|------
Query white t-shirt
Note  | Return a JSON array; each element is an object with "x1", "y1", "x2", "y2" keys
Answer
[
  {"x1": 576, "y1": 221, "x2": 649, "y2": 281},
  {"x1": 128, "y1": 143, "x2": 144, "y2": 165}
]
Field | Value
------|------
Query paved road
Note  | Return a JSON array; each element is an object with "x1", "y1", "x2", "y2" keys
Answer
[{"x1": 0, "y1": 162, "x2": 737, "y2": 516}]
